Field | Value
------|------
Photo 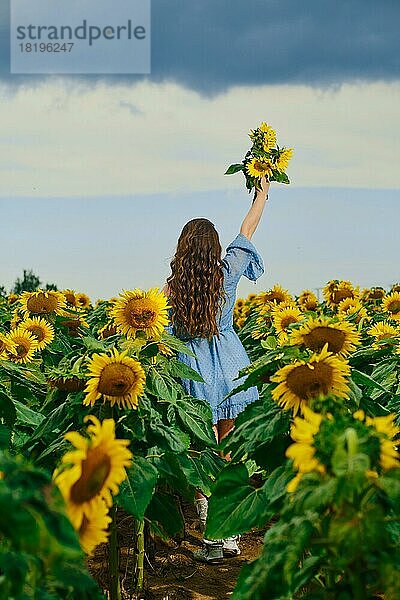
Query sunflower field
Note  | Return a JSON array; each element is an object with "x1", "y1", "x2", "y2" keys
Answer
[
  {"x1": 1, "y1": 282, "x2": 400, "y2": 599},
  {"x1": 0, "y1": 288, "x2": 223, "y2": 599}
]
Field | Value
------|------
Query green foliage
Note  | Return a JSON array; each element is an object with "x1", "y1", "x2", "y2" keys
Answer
[{"x1": 0, "y1": 452, "x2": 104, "y2": 600}]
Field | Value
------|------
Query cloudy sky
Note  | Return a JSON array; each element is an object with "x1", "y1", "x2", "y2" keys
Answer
[{"x1": 0, "y1": 1, "x2": 399, "y2": 299}]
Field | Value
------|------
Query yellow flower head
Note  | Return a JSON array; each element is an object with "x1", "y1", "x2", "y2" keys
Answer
[
  {"x1": 98, "y1": 322, "x2": 118, "y2": 340},
  {"x1": 63, "y1": 289, "x2": 77, "y2": 307},
  {"x1": 111, "y1": 288, "x2": 170, "y2": 340},
  {"x1": 356, "y1": 412, "x2": 400, "y2": 472},
  {"x1": 255, "y1": 285, "x2": 293, "y2": 308},
  {"x1": 271, "y1": 345, "x2": 351, "y2": 415},
  {"x1": 75, "y1": 293, "x2": 91, "y2": 310},
  {"x1": 323, "y1": 280, "x2": 359, "y2": 310},
  {"x1": 382, "y1": 291, "x2": 400, "y2": 320},
  {"x1": 298, "y1": 290, "x2": 319, "y2": 311},
  {"x1": 84, "y1": 348, "x2": 146, "y2": 410},
  {"x1": 246, "y1": 157, "x2": 274, "y2": 179},
  {"x1": 77, "y1": 497, "x2": 112, "y2": 555},
  {"x1": 274, "y1": 148, "x2": 294, "y2": 172},
  {"x1": 249, "y1": 122, "x2": 277, "y2": 152},
  {"x1": 290, "y1": 317, "x2": 360, "y2": 357},
  {"x1": 20, "y1": 316, "x2": 55, "y2": 351},
  {"x1": 272, "y1": 304, "x2": 303, "y2": 342},
  {"x1": 367, "y1": 322, "x2": 400, "y2": 348},
  {"x1": 286, "y1": 406, "x2": 325, "y2": 492},
  {"x1": 0, "y1": 332, "x2": 17, "y2": 359},
  {"x1": 19, "y1": 290, "x2": 66, "y2": 316},
  {"x1": 362, "y1": 287, "x2": 386, "y2": 302},
  {"x1": 54, "y1": 415, "x2": 132, "y2": 529},
  {"x1": 5, "y1": 327, "x2": 39, "y2": 363}
]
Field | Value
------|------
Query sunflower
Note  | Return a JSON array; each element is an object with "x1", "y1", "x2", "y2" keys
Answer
[
  {"x1": 298, "y1": 290, "x2": 319, "y2": 311},
  {"x1": 111, "y1": 288, "x2": 170, "y2": 340},
  {"x1": 236, "y1": 317, "x2": 246, "y2": 329},
  {"x1": 255, "y1": 285, "x2": 293, "y2": 307},
  {"x1": 337, "y1": 298, "x2": 368, "y2": 323},
  {"x1": 290, "y1": 317, "x2": 360, "y2": 356},
  {"x1": 98, "y1": 322, "x2": 118, "y2": 339},
  {"x1": 272, "y1": 305, "x2": 303, "y2": 342},
  {"x1": 271, "y1": 345, "x2": 351, "y2": 415},
  {"x1": 323, "y1": 280, "x2": 359, "y2": 310},
  {"x1": 367, "y1": 322, "x2": 400, "y2": 348},
  {"x1": 273, "y1": 148, "x2": 294, "y2": 172},
  {"x1": 286, "y1": 406, "x2": 326, "y2": 492},
  {"x1": 84, "y1": 348, "x2": 146, "y2": 410},
  {"x1": 354, "y1": 411, "x2": 400, "y2": 472},
  {"x1": 0, "y1": 333, "x2": 16, "y2": 359},
  {"x1": 391, "y1": 284, "x2": 400, "y2": 294},
  {"x1": 7, "y1": 293, "x2": 19, "y2": 305},
  {"x1": 10, "y1": 310, "x2": 23, "y2": 329},
  {"x1": 75, "y1": 293, "x2": 91, "y2": 309},
  {"x1": 362, "y1": 287, "x2": 386, "y2": 302},
  {"x1": 77, "y1": 497, "x2": 112, "y2": 555},
  {"x1": 19, "y1": 290, "x2": 66, "y2": 316},
  {"x1": 60, "y1": 311, "x2": 89, "y2": 337},
  {"x1": 54, "y1": 415, "x2": 132, "y2": 529},
  {"x1": 382, "y1": 292, "x2": 400, "y2": 320},
  {"x1": 249, "y1": 122, "x2": 277, "y2": 152},
  {"x1": 6, "y1": 327, "x2": 39, "y2": 363},
  {"x1": 20, "y1": 316, "x2": 54, "y2": 350},
  {"x1": 63, "y1": 289, "x2": 77, "y2": 307},
  {"x1": 246, "y1": 157, "x2": 274, "y2": 180}
]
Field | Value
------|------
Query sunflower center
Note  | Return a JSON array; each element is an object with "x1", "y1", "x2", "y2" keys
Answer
[
  {"x1": 332, "y1": 289, "x2": 353, "y2": 304},
  {"x1": 286, "y1": 362, "x2": 333, "y2": 400},
  {"x1": 26, "y1": 293, "x2": 59, "y2": 314},
  {"x1": 388, "y1": 301, "x2": 400, "y2": 314},
  {"x1": 65, "y1": 293, "x2": 76, "y2": 306},
  {"x1": 15, "y1": 339, "x2": 29, "y2": 357},
  {"x1": 369, "y1": 290, "x2": 384, "y2": 299},
  {"x1": 0, "y1": 340, "x2": 4, "y2": 352},
  {"x1": 98, "y1": 363, "x2": 137, "y2": 397},
  {"x1": 267, "y1": 293, "x2": 285, "y2": 303},
  {"x1": 280, "y1": 316, "x2": 299, "y2": 331},
  {"x1": 123, "y1": 299, "x2": 157, "y2": 329},
  {"x1": 302, "y1": 327, "x2": 346, "y2": 353},
  {"x1": 70, "y1": 450, "x2": 111, "y2": 504},
  {"x1": 28, "y1": 325, "x2": 45, "y2": 342}
]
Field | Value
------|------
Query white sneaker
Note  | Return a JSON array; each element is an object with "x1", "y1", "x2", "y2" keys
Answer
[
  {"x1": 193, "y1": 540, "x2": 224, "y2": 564},
  {"x1": 195, "y1": 497, "x2": 208, "y2": 533},
  {"x1": 223, "y1": 535, "x2": 241, "y2": 557}
]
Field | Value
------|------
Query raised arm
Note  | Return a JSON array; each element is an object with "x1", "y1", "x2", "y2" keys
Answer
[{"x1": 240, "y1": 176, "x2": 270, "y2": 240}]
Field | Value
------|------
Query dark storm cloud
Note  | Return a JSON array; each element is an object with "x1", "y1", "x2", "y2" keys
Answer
[{"x1": 0, "y1": 0, "x2": 399, "y2": 94}]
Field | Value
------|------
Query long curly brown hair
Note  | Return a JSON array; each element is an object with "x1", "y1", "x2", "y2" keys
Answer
[{"x1": 167, "y1": 218, "x2": 225, "y2": 340}]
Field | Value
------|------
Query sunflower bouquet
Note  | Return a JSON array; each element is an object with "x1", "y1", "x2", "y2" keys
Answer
[{"x1": 225, "y1": 122, "x2": 293, "y2": 195}]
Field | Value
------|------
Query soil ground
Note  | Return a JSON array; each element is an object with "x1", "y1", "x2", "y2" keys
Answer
[{"x1": 89, "y1": 501, "x2": 264, "y2": 600}]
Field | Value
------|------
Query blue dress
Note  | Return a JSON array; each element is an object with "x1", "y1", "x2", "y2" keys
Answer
[{"x1": 167, "y1": 233, "x2": 264, "y2": 424}]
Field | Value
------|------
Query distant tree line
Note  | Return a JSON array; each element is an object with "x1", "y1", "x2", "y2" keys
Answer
[{"x1": 0, "y1": 269, "x2": 58, "y2": 298}]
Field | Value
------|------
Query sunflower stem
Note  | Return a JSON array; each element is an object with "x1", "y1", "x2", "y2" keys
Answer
[
  {"x1": 109, "y1": 504, "x2": 121, "y2": 600},
  {"x1": 135, "y1": 519, "x2": 145, "y2": 591}
]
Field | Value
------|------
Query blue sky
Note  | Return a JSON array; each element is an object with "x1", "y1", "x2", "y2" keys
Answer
[{"x1": 0, "y1": 1, "x2": 399, "y2": 300}]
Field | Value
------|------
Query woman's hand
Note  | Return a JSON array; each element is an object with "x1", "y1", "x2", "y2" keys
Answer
[
  {"x1": 252, "y1": 175, "x2": 270, "y2": 202},
  {"x1": 258, "y1": 175, "x2": 270, "y2": 197}
]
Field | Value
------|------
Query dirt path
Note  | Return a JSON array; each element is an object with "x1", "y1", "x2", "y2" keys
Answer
[
  {"x1": 144, "y1": 516, "x2": 263, "y2": 600},
  {"x1": 90, "y1": 503, "x2": 264, "y2": 600}
]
